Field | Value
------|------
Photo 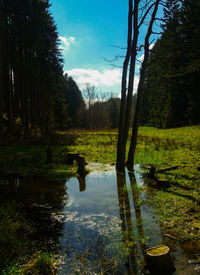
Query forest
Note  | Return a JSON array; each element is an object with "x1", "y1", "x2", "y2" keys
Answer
[{"x1": 0, "y1": 0, "x2": 200, "y2": 274}]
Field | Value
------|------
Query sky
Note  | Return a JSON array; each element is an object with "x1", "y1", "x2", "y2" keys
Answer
[{"x1": 50, "y1": 0, "x2": 161, "y2": 95}]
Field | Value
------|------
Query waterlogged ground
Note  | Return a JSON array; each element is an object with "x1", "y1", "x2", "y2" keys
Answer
[{"x1": 0, "y1": 164, "x2": 199, "y2": 274}]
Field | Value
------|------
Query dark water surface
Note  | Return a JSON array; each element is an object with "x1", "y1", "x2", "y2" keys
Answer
[{"x1": 0, "y1": 164, "x2": 199, "y2": 274}]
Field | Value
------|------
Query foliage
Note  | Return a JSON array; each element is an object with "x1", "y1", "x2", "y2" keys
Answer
[
  {"x1": 0, "y1": 0, "x2": 83, "y2": 138},
  {"x1": 81, "y1": 85, "x2": 132, "y2": 130},
  {"x1": 141, "y1": 0, "x2": 200, "y2": 128}
]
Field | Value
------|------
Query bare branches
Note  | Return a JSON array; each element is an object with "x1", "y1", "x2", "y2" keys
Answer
[
  {"x1": 101, "y1": 55, "x2": 125, "y2": 63},
  {"x1": 155, "y1": 17, "x2": 165, "y2": 22},
  {"x1": 137, "y1": 44, "x2": 144, "y2": 51},
  {"x1": 152, "y1": 31, "x2": 162, "y2": 35},
  {"x1": 109, "y1": 45, "x2": 127, "y2": 50},
  {"x1": 138, "y1": 2, "x2": 156, "y2": 29}
]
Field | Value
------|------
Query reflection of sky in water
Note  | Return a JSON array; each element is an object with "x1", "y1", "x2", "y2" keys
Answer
[
  {"x1": 58, "y1": 168, "x2": 163, "y2": 273},
  {"x1": 57, "y1": 167, "x2": 198, "y2": 274},
  {"x1": 61, "y1": 168, "x2": 161, "y2": 246},
  {"x1": 0, "y1": 165, "x2": 198, "y2": 274}
]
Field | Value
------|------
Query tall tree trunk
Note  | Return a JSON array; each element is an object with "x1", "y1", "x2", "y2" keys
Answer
[
  {"x1": 123, "y1": 0, "x2": 139, "y2": 152},
  {"x1": 2, "y1": 1, "x2": 11, "y2": 130},
  {"x1": 116, "y1": 0, "x2": 133, "y2": 171},
  {"x1": 127, "y1": 0, "x2": 160, "y2": 169}
]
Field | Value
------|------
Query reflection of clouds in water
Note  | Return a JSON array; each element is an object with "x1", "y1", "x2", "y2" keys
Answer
[
  {"x1": 86, "y1": 163, "x2": 115, "y2": 177},
  {"x1": 64, "y1": 211, "x2": 78, "y2": 222},
  {"x1": 65, "y1": 197, "x2": 75, "y2": 207},
  {"x1": 63, "y1": 211, "x2": 121, "y2": 236}
]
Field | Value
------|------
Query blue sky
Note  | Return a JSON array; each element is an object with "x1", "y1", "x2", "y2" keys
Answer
[{"x1": 50, "y1": 0, "x2": 161, "y2": 94}]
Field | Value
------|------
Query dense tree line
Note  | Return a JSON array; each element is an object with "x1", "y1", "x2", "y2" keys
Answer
[
  {"x1": 141, "y1": 0, "x2": 200, "y2": 128},
  {"x1": 82, "y1": 84, "x2": 137, "y2": 130},
  {"x1": 0, "y1": 0, "x2": 84, "y2": 138}
]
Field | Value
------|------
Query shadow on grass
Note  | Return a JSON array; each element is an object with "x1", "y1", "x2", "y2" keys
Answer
[{"x1": 165, "y1": 189, "x2": 200, "y2": 204}]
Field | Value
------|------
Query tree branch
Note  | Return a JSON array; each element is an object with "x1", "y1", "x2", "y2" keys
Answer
[{"x1": 138, "y1": 2, "x2": 156, "y2": 29}]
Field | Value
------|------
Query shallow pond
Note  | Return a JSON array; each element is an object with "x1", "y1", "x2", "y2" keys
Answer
[{"x1": 0, "y1": 164, "x2": 199, "y2": 274}]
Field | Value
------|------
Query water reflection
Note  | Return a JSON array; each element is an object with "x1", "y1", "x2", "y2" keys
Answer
[
  {"x1": 0, "y1": 178, "x2": 67, "y2": 251},
  {"x1": 129, "y1": 172, "x2": 147, "y2": 260},
  {"x1": 0, "y1": 166, "x2": 199, "y2": 274},
  {"x1": 116, "y1": 172, "x2": 138, "y2": 274},
  {"x1": 78, "y1": 176, "x2": 86, "y2": 192},
  {"x1": 116, "y1": 171, "x2": 148, "y2": 274}
]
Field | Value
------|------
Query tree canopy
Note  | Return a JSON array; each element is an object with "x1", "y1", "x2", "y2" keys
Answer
[
  {"x1": 0, "y1": 0, "x2": 84, "y2": 139},
  {"x1": 141, "y1": 0, "x2": 200, "y2": 128}
]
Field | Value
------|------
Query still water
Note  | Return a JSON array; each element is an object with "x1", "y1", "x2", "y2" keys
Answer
[{"x1": 0, "y1": 164, "x2": 199, "y2": 274}]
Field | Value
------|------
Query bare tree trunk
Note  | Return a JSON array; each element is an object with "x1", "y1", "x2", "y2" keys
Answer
[
  {"x1": 123, "y1": 0, "x2": 139, "y2": 152},
  {"x1": 127, "y1": 0, "x2": 160, "y2": 169},
  {"x1": 116, "y1": 0, "x2": 133, "y2": 171}
]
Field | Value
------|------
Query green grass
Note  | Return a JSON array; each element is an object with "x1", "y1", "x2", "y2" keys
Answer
[
  {"x1": 67, "y1": 126, "x2": 200, "y2": 240},
  {"x1": 0, "y1": 145, "x2": 77, "y2": 180},
  {"x1": 20, "y1": 252, "x2": 59, "y2": 275},
  {"x1": 0, "y1": 202, "x2": 59, "y2": 274},
  {"x1": 0, "y1": 126, "x2": 200, "y2": 242},
  {"x1": 2, "y1": 252, "x2": 59, "y2": 275},
  {"x1": 0, "y1": 202, "x2": 32, "y2": 270}
]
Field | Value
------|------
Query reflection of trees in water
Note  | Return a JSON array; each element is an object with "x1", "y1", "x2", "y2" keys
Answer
[
  {"x1": 116, "y1": 171, "x2": 146, "y2": 274},
  {"x1": 129, "y1": 172, "x2": 147, "y2": 260},
  {"x1": 0, "y1": 178, "x2": 68, "y2": 251},
  {"x1": 78, "y1": 176, "x2": 86, "y2": 192}
]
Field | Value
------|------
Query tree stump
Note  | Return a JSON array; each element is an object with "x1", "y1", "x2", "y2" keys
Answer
[
  {"x1": 148, "y1": 166, "x2": 156, "y2": 179},
  {"x1": 65, "y1": 153, "x2": 80, "y2": 165},
  {"x1": 65, "y1": 153, "x2": 87, "y2": 176},
  {"x1": 146, "y1": 245, "x2": 175, "y2": 274},
  {"x1": 77, "y1": 156, "x2": 87, "y2": 176}
]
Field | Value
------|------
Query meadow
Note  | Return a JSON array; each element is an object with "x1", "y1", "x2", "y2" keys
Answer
[
  {"x1": 0, "y1": 126, "x2": 200, "y2": 273},
  {"x1": 67, "y1": 126, "x2": 200, "y2": 240}
]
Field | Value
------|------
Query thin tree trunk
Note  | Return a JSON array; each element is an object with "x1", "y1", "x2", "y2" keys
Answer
[
  {"x1": 116, "y1": 0, "x2": 133, "y2": 171},
  {"x1": 127, "y1": 0, "x2": 160, "y2": 169},
  {"x1": 123, "y1": 0, "x2": 139, "y2": 150}
]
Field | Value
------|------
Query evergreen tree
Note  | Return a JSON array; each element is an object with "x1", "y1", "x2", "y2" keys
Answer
[
  {"x1": 0, "y1": 0, "x2": 81, "y2": 139},
  {"x1": 141, "y1": 0, "x2": 200, "y2": 128}
]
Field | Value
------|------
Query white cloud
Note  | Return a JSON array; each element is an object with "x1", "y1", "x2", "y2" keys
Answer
[
  {"x1": 59, "y1": 36, "x2": 76, "y2": 52},
  {"x1": 64, "y1": 68, "x2": 139, "y2": 94},
  {"x1": 138, "y1": 43, "x2": 155, "y2": 63},
  {"x1": 134, "y1": 76, "x2": 140, "y2": 92},
  {"x1": 64, "y1": 68, "x2": 121, "y2": 90}
]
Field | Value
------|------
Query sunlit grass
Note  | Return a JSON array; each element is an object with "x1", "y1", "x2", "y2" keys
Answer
[
  {"x1": 66, "y1": 126, "x2": 200, "y2": 241},
  {"x1": 0, "y1": 126, "x2": 200, "y2": 241}
]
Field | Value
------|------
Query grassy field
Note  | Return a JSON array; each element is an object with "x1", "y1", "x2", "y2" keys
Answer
[
  {"x1": 0, "y1": 126, "x2": 200, "y2": 239},
  {"x1": 68, "y1": 126, "x2": 200, "y2": 241}
]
